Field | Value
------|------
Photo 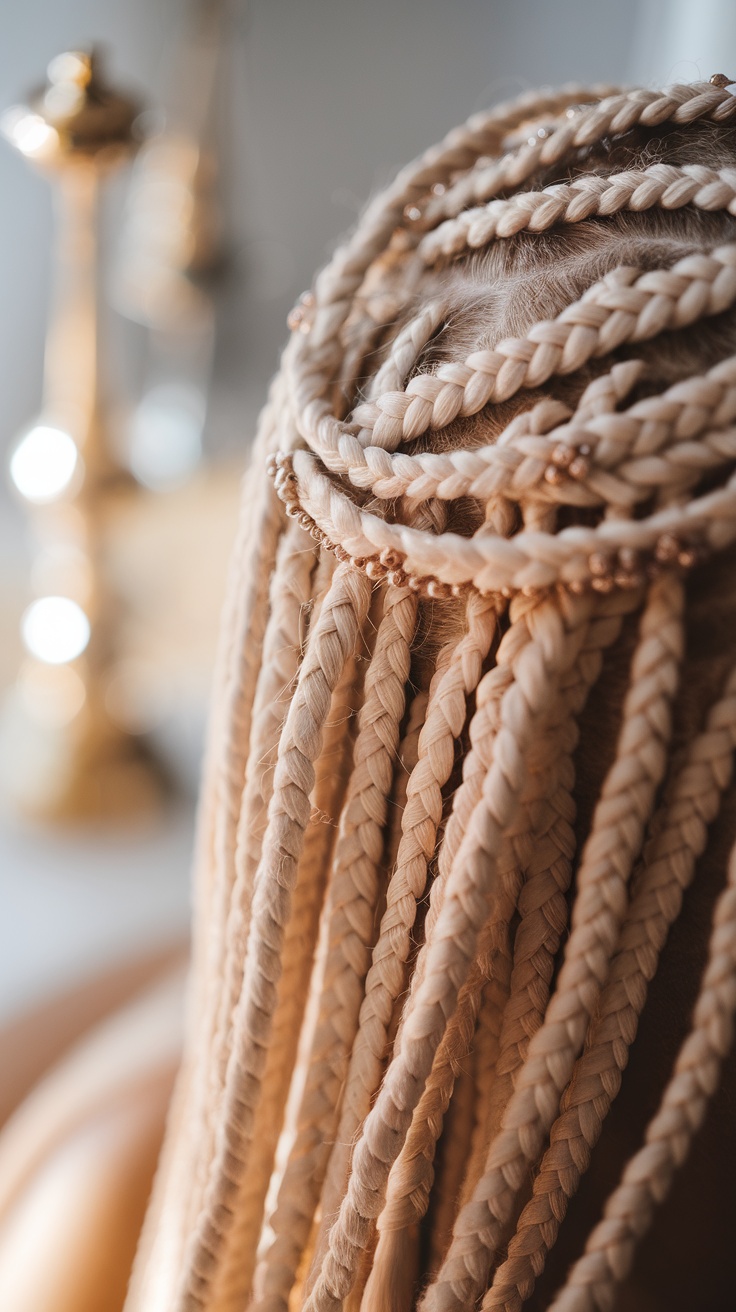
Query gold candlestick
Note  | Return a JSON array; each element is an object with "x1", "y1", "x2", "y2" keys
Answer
[{"x1": 2, "y1": 50, "x2": 166, "y2": 819}]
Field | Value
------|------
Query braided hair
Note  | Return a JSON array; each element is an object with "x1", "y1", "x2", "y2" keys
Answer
[{"x1": 127, "y1": 79, "x2": 736, "y2": 1312}]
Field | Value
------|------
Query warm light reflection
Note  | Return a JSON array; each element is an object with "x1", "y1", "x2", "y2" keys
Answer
[
  {"x1": 21, "y1": 596, "x2": 91, "y2": 665},
  {"x1": 10, "y1": 424, "x2": 79, "y2": 503},
  {"x1": 0, "y1": 107, "x2": 59, "y2": 159},
  {"x1": 17, "y1": 658, "x2": 87, "y2": 727},
  {"x1": 47, "y1": 50, "x2": 93, "y2": 88},
  {"x1": 129, "y1": 383, "x2": 204, "y2": 489}
]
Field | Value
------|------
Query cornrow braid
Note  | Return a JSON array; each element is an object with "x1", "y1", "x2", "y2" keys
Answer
[
  {"x1": 418, "y1": 82, "x2": 736, "y2": 228},
  {"x1": 128, "y1": 77, "x2": 736, "y2": 1312},
  {"x1": 419, "y1": 164, "x2": 736, "y2": 264}
]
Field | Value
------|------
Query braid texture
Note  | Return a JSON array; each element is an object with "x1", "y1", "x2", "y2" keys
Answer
[
  {"x1": 253, "y1": 583, "x2": 417, "y2": 1312},
  {"x1": 483, "y1": 665, "x2": 736, "y2": 1312},
  {"x1": 363, "y1": 586, "x2": 639, "y2": 1307},
  {"x1": 175, "y1": 565, "x2": 372, "y2": 1311},
  {"x1": 420, "y1": 164, "x2": 736, "y2": 263},
  {"x1": 216, "y1": 524, "x2": 316, "y2": 1088},
  {"x1": 362, "y1": 589, "x2": 603, "y2": 1309},
  {"x1": 422, "y1": 573, "x2": 684, "y2": 1312},
  {"x1": 465, "y1": 589, "x2": 639, "y2": 1189},
  {"x1": 214, "y1": 643, "x2": 361, "y2": 1309},
  {"x1": 307, "y1": 593, "x2": 594, "y2": 1312},
  {"x1": 314, "y1": 592, "x2": 497, "y2": 1245},
  {"x1": 129, "y1": 79, "x2": 736, "y2": 1312},
  {"x1": 549, "y1": 835, "x2": 736, "y2": 1312}
]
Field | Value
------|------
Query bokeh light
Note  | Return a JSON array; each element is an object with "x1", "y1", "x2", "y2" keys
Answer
[
  {"x1": 10, "y1": 424, "x2": 79, "y2": 503},
  {"x1": 21, "y1": 596, "x2": 91, "y2": 665},
  {"x1": 0, "y1": 106, "x2": 59, "y2": 159}
]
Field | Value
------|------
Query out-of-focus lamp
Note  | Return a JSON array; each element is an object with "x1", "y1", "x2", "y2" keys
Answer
[{"x1": 1, "y1": 50, "x2": 165, "y2": 819}]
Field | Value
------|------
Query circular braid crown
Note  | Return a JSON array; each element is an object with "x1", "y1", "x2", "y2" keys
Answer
[{"x1": 271, "y1": 77, "x2": 736, "y2": 600}]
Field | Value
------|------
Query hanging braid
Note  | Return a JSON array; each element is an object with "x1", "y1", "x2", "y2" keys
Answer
[
  {"x1": 213, "y1": 599, "x2": 361, "y2": 1309},
  {"x1": 420, "y1": 572, "x2": 684, "y2": 1312},
  {"x1": 483, "y1": 665, "x2": 736, "y2": 1312},
  {"x1": 252, "y1": 580, "x2": 417, "y2": 1312},
  {"x1": 179, "y1": 563, "x2": 372, "y2": 1308},
  {"x1": 549, "y1": 834, "x2": 736, "y2": 1312},
  {"x1": 311, "y1": 590, "x2": 497, "y2": 1266},
  {"x1": 213, "y1": 523, "x2": 317, "y2": 1088},
  {"x1": 359, "y1": 587, "x2": 600, "y2": 1311},
  {"x1": 458, "y1": 587, "x2": 639, "y2": 1206},
  {"x1": 127, "y1": 78, "x2": 736, "y2": 1312}
]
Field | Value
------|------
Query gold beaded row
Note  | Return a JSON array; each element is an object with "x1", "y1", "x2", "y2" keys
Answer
[{"x1": 268, "y1": 453, "x2": 702, "y2": 600}]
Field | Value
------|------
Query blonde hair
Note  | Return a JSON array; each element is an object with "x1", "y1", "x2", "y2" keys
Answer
[{"x1": 127, "y1": 80, "x2": 736, "y2": 1312}]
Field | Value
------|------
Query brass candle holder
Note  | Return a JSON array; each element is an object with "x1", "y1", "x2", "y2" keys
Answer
[{"x1": 2, "y1": 50, "x2": 166, "y2": 819}]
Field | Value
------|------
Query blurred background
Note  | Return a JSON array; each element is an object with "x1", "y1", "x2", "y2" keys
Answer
[{"x1": 0, "y1": 0, "x2": 734, "y2": 1029}]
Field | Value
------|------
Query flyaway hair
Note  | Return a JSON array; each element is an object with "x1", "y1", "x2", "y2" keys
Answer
[{"x1": 126, "y1": 79, "x2": 736, "y2": 1312}]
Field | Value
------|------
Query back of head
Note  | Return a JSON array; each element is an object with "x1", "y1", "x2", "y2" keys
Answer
[{"x1": 127, "y1": 79, "x2": 736, "y2": 1312}]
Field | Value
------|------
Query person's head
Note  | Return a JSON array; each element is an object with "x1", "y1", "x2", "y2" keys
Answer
[{"x1": 130, "y1": 82, "x2": 736, "y2": 1312}]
